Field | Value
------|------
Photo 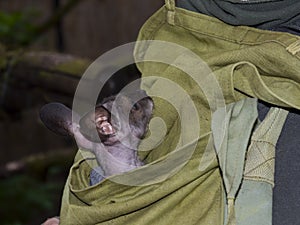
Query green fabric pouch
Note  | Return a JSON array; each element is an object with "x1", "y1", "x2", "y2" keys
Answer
[
  {"x1": 59, "y1": 0, "x2": 300, "y2": 224},
  {"x1": 211, "y1": 98, "x2": 288, "y2": 225}
]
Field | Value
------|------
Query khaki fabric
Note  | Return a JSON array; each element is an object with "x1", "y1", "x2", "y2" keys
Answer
[
  {"x1": 212, "y1": 98, "x2": 288, "y2": 225},
  {"x1": 212, "y1": 98, "x2": 259, "y2": 225},
  {"x1": 235, "y1": 107, "x2": 288, "y2": 225},
  {"x1": 59, "y1": 1, "x2": 300, "y2": 224},
  {"x1": 60, "y1": 134, "x2": 223, "y2": 225}
]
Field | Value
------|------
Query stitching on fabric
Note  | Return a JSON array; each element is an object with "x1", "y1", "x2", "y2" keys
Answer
[
  {"x1": 165, "y1": 0, "x2": 175, "y2": 11},
  {"x1": 255, "y1": 109, "x2": 279, "y2": 138},
  {"x1": 286, "y1": 39, "x2": 300, "y2": 55},
  {"x1": 245, "y1": 157, "x2": 275, "y2": 177},
  {"x1": 250, "y1": 140, "x2": 276, "y2": 147},
  {"x1": 244, "y1": 141, "x2": 275, "y2": 186},
  {"x1": 167, "y1": 11, "x2": 175, "y2": 25},
  {"x1": 175, "y1": 22, "x2": 293, "y2": 50},
  {"x1": 244, "y1": 176, "x2": 274, "y2": 186},
  {"x1": 174, "y1": 8, "x2": 300, "y2": 57}
]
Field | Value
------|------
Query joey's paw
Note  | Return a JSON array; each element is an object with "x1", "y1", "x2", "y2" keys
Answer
[{"x1": 42, "y1": 216, "x2": 60, "y2": 225}]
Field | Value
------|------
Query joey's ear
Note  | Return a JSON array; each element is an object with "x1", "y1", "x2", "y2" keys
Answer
[{"x1": 40, "y1": 103, "x2": 76, "y2": 137}]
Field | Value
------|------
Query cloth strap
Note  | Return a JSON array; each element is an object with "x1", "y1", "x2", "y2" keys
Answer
[
  {"x1": 165, "y1": 0, "x2": 176, "y2": 25},
  {"x1": 244, "y1": 107, "x2": 289, "y2": 186},
  {"x1": 165, "y1": 0, "x2": 175, "y2": 11},
  {"x1": 212, "y1": 98, "x2": 288, "y2": 225},
  {"x1": 212, "y1": 98, "x2": 258, "y2": 225},
  {"x1": 232, "y1": 107, "x2": 288, "y2": 225}
]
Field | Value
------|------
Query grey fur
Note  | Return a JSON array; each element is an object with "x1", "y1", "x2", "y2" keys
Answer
[{"x1": 40, "y1": 91, "x2": 153, "y2": 182}]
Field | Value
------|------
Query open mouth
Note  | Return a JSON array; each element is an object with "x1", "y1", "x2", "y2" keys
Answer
[
  {"x1": 95, "y1": 115, "x2": 116, "y2": 136},
  {"x1": 79, "y1": 105, "x2": 120, "y2": 143}
]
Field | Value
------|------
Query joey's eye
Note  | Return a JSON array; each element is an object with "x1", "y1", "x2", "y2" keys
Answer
[{"x1": 132, "y1": 103, "x2": 140, "y2": 111}]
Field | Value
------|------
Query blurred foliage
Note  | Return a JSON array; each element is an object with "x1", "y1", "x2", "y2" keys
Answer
[
  {"x1": 0, "y1": 0, "x2": 82, "y2": 50},
  {"x1": 0, "y1": 1, "x2": 83, "y2": 224},
  {"x1": 0, "y1": 167, "x2": 66, "y2": 225},
  {"x1": 0, "y1": 10, "x2": 38, "y2": 49}
]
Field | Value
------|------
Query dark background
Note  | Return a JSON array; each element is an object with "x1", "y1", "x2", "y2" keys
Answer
[{"x1": 0, "y1": 1, "x2": 163, "y2": 224}]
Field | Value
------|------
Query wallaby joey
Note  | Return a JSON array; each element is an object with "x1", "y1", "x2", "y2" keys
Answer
[{"x1": 40, "y1": 90, "x2": 153, "y2": 184}]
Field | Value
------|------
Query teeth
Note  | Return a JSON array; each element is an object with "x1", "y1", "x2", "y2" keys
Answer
[
  {"x1": 95, "y1": 115, "x2": 115, "y2": 135},
  {"x1": 95, "y1": 116, "x2": 108, "y2": 123},
  {"x1": 99, "y1": 121, "x2": 114, "y2": 135}
]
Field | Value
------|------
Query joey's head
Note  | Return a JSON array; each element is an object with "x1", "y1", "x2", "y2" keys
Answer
[
  {"x1": 79, "y1": 91, "x2": 153, "y2": 146},
  {"x1": 39, "y1": 91, "x2": 153, "y2": 148}
]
